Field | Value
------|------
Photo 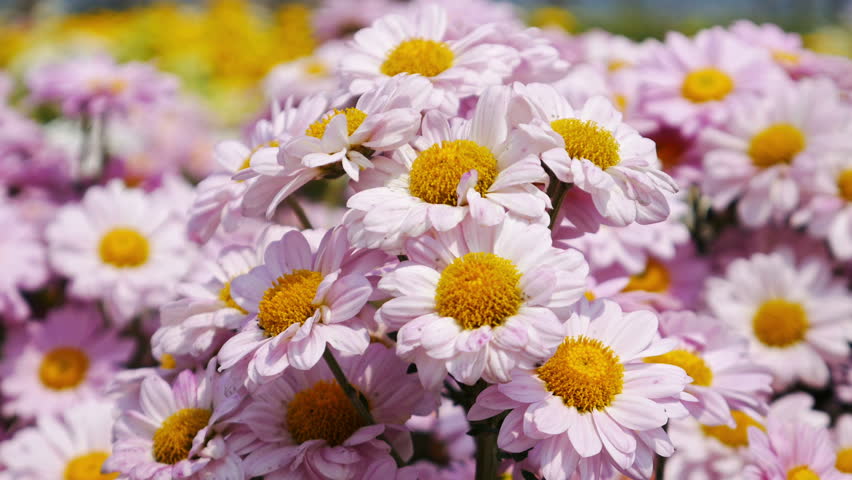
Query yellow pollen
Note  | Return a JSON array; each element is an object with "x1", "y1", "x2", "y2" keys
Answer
[
  {"x1": 614, "y1": 93, "x2": 628, "y2": 112},
  {"x1": 584, "y1": 291, "x2": 596, "y2": 301},
  {"x1": 701, "y1": 410, "x2": 765, "y2": 448},
  {"x1": 98, "y1": 227, "x2": 150, "y2": 268},
  {"x1": 39, "y1": 347, "x2": 89, "y2": 391},
  {"x1": 645, "y1": 349, "x2": 713, "y2": 386},
  {"x1": 682, "y1": 68, "x2": 735, "y2": 103},
  {"x1": 304, "y1": 60, "x2": 327, "y2": 76},
  {"x1": 152, "y1": 408, "x2": 212, "y2": 465},
  {"x1": 623, "y1": 258, "x2": 671, "y2": 293},
  {"x1": 408, "y1": 139, "x2": 498, "y2": 205},
  {"x1": 748, "y1": 123, "x2": 806, "y2": 168},
  {"x1": 609, "y1": 60, "x2": 628, "y2": 72},
  {"x1": 752, "y1": 299, "x2": 809, "y2": 348},
  {"x1": 305, "y1": 108, "x2": 368, "y2": 139},
  {"x1": 772, "y1": 50, "x2": 801, "y2": 66},
  {"x1": 836, "y1": 169, "x2": 852, "y2": 202},
  {"x1": 64, "y1": 451, "x2": 118, "y2": 480},
  {"x1": 286, "y1": 380, "x2": 367, "y2": 446},
  {"x1": 836, "y1": 448, "x2": 852, "y2": 473},
  {"x1": 239, "y1": 141, "x2": 280, "y2": 171},
  {"x1": 527, "y1": 6, "x2": 577, "y2": 32},
  {"x1": 257, "y1": 269, "x2": 323, "y2": 337},
  {"x1": 787, "y1": 466, "x2": 821, "y2": 480},
  {"x1": 381, "y1": 38, "x2": 454, "y2": 77},
  {"x1": 550, "y1": 118, "x2": 621, "y2": 170},
  {"x1": 537, "y1": 336, "x2": 624, "y2": 413},
  {"x1": 159, "y1": 353, "x2": 176, "y2": 370},
  {"x1": 219, "y1": 281, "x2": 248, "y2": 314},
  {"x1": 434, "y1": 252, "x2": 523, "y2": 330}
]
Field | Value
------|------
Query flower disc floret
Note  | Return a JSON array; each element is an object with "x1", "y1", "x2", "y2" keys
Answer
[
  {"x1": 98, "y1": 227, "x2": 149, "y2": 268},
  {"x1": 408, "y1": 140, "x2": 498, "y2": 205},
  {"x1": 748, "y1": 123, "x2": 806, "y2": 168},
  {"x1": 305, "y1": 108, "x2": 368, "y2": 139},
  {"x1": 434, "y1": 252, "x2": 523, "y2": 330},
  {"x1": 537, "y1": 335, "x2": 624, "y2": 413},
  {"x1": 836, "y1": 169, "x2": 852, "y2": 202},
  {"x1": 286, "y1": 380, "x2": 367, "y2": 446},
  {"x1": 381, "y1": 38, "x2": 454, "y2": 77},
  {"x1": 218, "y1": 281, "x2": 247, "y2": 314},
  {"x1": 752, "y1": 299, "x2": 808, "y2": 348},
  {"x1": 700, "y1": 410, "x2": 764, "y2": 448},
  {"x1": 681, "y1": 68, "x2": 735, "y2": 103},
  {"x1": 39, "y1": 347, "x2": 90, "y2": 390},
  {"x1": 646, "y1": 349, "x2": 713, "y2": 386},
  {"x1": 257, "y1": 269, "x2": 323, "y2": 337},
  {"x1": 550, "y1": 118, "x2": 620, "y2": 170},
  {"x1": 836, "y1": 448, "x2": 852, "y2": 473},
  {"x1": 622, "y1": 259, "x2": 671, "y2": 293},
  {"x1": 787, "y1": 466, "x2": 820, "y2": 480},
  {"x1": 152, "y1": 408, "x2": 213, "y2": 465},
  {"x1": 64, "y1": 452, "x2": 118, "y2": 480}
]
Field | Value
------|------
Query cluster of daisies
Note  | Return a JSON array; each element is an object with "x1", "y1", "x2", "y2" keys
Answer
[{"x1": 2, "y1": 1, "x2": 852, "y2": 479}]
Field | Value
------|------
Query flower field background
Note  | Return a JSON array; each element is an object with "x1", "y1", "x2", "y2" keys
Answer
[{"x1": 1, "y1": 1, "x2": 852, "y2": 479}]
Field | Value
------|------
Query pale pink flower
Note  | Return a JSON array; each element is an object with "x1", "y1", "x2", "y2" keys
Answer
[
  {"x1": 792, "y1": 152, "x2": 852, "y2": 260},
  {"x1": 404, "y1": 398, "x2": 475, "y2": 479},
  {"x1": 264, "y1": 41, "x2": 345, "y2": 101},
  {"x1": 312, "y1": 0, "x2": 404, "y2": 40},
  {"x1": 745, "y1": 418, "x2": 844, "y2": 480},
  {"x1": 0, "y1": 197, "x2": 48, "y2": 324},
  {"x1": 834, "y1": 415, "x2": 852, "y2": 476}
]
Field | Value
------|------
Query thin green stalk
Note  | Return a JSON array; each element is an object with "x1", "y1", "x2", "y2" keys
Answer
[
  {"x1": 548, "y1": 182, "x2": 572, "y2": 230},
  {"x1": 286, "y1": 197, "x2": 314, "y2": 229}
]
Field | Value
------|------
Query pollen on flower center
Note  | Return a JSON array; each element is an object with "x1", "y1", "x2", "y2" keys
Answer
[
  {"x1": 748, "y1": 123, "x2": 806, "y2": 168},
  {"x1": 408, "y1": 139, "x2": 498, "y2": 205},
  {"x1": 836, "y1": 448, "x2": 852, "y2": 473},
  {"x1": 622, "y1": 258, "x2": 670, "y2": 293},
  {"x1": 306, "y1": 108, "x2": 368, "y2": 140},
  {"x1": 39, "y1": 347, "x2": 90, "y2": 390},
  {"x1": 257, "y1": 269, "x2": 323, "y2": 337},
  {"x1": 381, "y1": 38, "x2": 454, "y2": 77},
  {"x1": 645, "y1": 349, "x2": 713, "y2": 386},
  {"x1": 701, "y1": 410, "x2": 765, "y2": 448},
  {"x1": 537, "y1": 335, "x2": 624, "y2": 413},
  {"x1": 836, "y1": 169, "x2": 852, "y2": 202},
  {"x1": 98, "y1": 227, "x2": 150, "y2": 268},
  {"x1": 434, "y1": 252, "x2": 523, "y2": 330},
  {"x1": 550, "y1": 118, "x2": 621, "y2": 170},
  {"x1": 64, "y1": 451, "x2": 118, "y2": 480},
  {"x1": 219, "y1": 280, "x2": 248, "y2": 314},
  {"x1": 681, "y1": 67, "x2": 734, "y2": 103},
  {"x1": 752, "y1": 298, "x2": 809, "y2": 348},
  {"x1": 286, "y1": 380, "x2": 367, "y2": 446},
  {"x1": 787, "y1": 466, "x2": 821, "y2": 480},
  {"x1": 152, "y1": 408, "x2": 212, "y2": 465}
]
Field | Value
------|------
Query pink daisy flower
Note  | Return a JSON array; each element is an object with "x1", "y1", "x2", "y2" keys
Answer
[
  {"x1": 0, "y1": 401, "x2": 118, "y2": 479},
  {"x1": 235, "y1": 344, "x2": 431, "y2": 479},
  {"x1": 264, "y1": 41, "x2": 345, "y2": 101},
  {"x1": 217, "y1": 227, "x2": 384, "y2": 384},
  {"x1": 346, "y1": 86, "x2": 550, "y2": 251},
  {"x1": 745, "y1": 418, "x2": 844, "y2": 480},
  {"x1": 514, "y1": 83, "x2": 677, "y2": 226},
  {"x1": 340, "y1": 4, "x2": 519, "y2": 113},
  {"x1": 378, "y1": 216, "x2": 587, "y2": 387},
  {"x1": 404, "y1": 398, "x2": 476, "y2": 479},
  {"x1": 834, "y1": 415, "x2": 852, "y2": 475},
  {"x1": 635, "y1": 27, "x2": 781, "y2": 135},
  {"x1": 705, "y1": 249, "x2": 852, "y2": 389},
  {"x1": 46, "y1": 180, "x2": 191, "y2": 324},
  {"x1": 0, "y1": 305, "x2": 133, "y2": 419},
  {"x1": 312, "y1": 0, "x2": 403, "y2": 41},
  {"x1": 700, "y1": 77, "x2": 851, "y2": 227},
  {"x1": 469, "y1": 299, "x2": 691, "y2": 480},
  {"x1": 0, "y1": 198, "x2": 48, "y2": 324},
  {"x1": 792, "y1": 152, "x2": 852, "y2": 260},
  {"x1": 105, "y1": 361, "x2": 246, "y2": 479}
]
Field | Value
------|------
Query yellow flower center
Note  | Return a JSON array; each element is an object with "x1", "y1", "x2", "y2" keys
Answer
[
  {"x1": 836, "y1": 448, "x2": 852, "y2": 473},
  {"x1": 772, "y1": 50, "x2": 800, "y2": 66},
  {"x1": 434, "y1": 252, "x2": 523, "y2": 330},
  {"x1": 748, "y1": 123, "x2": 806, "y2": 168},
  {"x1": 622, "y1": 258, "x2": 670, "y2": 293},
  {"x1": 550, "y1": 118, "x2": 621, "y2": 170},
  {"x1": 787, "y1": 466, "x2": 821, "y2": 480},
  {"x1": 64, "y1": 451, "x2": 118, "y2": 480},
  {"x1": 701, "y1": 410, "x2": 765, "y2": 448},
  {"x1": 98, "y1": 227, "x2": 150, "y2": 268},
  {"x1": 752, "y1": 299, "x2": 809, "y2": 348},
  {"x1": 836, "y1": 169, "x2": 852, "y2": 202},
  {"x1": 219, "y1": 280, "x2": 248, "y2": 314},
  {"x1": 381, "y1": 38, "x2": 454, "y2": 77},
  {"x1": 39, "y1": 347, "x2": 90, "y2": 391},
  {"x1": 305, "y1": 108, "x2": 368, "y2": 139},
  {"x1": 645, "y1": 349, "x2": 713, "y2": 386},
  {"x1": 286, "y1": 380, "x2": 367, "y2": 446},
  {"x1": 159, "y1": 353, "x2": 176, "y2": 370},
  {"x1": 408, "y1": 139, "x2": 498, "y2": 206},
  {"x1": 537, "y1": 336, "x2": 624, "y2": 413},
  {"x1": 257, "y1": 269, "x2": 323, "y2": 337},
  {"x1": 584, "y1": 291, "x2": 596, "y2": 301},
  {"x1": 681, "y1": 68, "x2": 735, "y2": 103},
  {"x1": 609, "y1": 60, "x2": 628, "y2": 72},
  {"x1": 527, "y1": 6, "x2": 577, "y2": 32},
  {"x1": 152, "y1": 408, "x2": 212, "y2": 465},
  {"x1": 239, "y1": 141, "x2": 280, "y2": 171},
  {"x1": 304, "y1": 60, "x2": 327, "y2": 76}
]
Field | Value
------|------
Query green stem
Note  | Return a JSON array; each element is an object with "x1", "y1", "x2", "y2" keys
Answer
[
  {"x1": 474, "y1": 426, "x2": 499, "y2": 480},
  {"x1": 286, "y1": 197, "x2": 314, "y2": 229},
  {"x1": 322, "y1": 347, "x2": 405, "y2": 467},
  {"x1": 548, "y1": 182, "x2": 572, "y2": 230}
]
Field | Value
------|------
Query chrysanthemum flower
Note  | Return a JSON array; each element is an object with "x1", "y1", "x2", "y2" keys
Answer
[
  {"x1": 264, "y1": 41, "x2": 345, "y2": 101},
  {"x1": 613, "y1": 244, "x2": 708, "y2": 312},
  {"x1": 0, "y1": 197, "x2": 48, "y2": 324},
  {"x1": 514, "y1": 83, "x2": 677, "y2": 226},
  {"x1": 700, "y1": 77, "x2": 851, "y2": 227},
  {"x1": 469, "y1": 299, "x2": 690, "y2": 480},
  {"x1": 793, "y1": 152, "x2": 852, "y2": 260},
  {"x1": 346, "y1": 86, "x2": 550, "y2": 251},
  {"x1": 217, "y1": 227, "x2": 385, "y2": 384},
  {"x1": 705, "y1": 250, "x2": 852, "y2": 389},
  {"x1": 0, "y1": 401, "x2": 118, "y2": 479},
  {"x1": 834, "y1": 415, "x2": 852, "y2": 475},
  {"x1": 47, "y1": 180, "x2": 191, "y2": 323},
  {"x1": 745, "y1": 417, "x2": 845, "y2": 480},
  {"x1": 0, "y1": 305, "x2": 133, "y2": 419},
  {"x1": 235, "y1": 344, "x2": 430, "y2": 479},
  {"x1": 340, "y1": 4, "x2": 519, "y2": 113},
  {"x1": 404, "y1": 398, "x2": 476, "y2": 479},
  {"x1": 729, "y1": 20, "x2": 823, "y2": 78},
  {"x1": 378, "y1": 216, "x2": 587, "y2": 387},
  {"x1": 105, "y1": 361, "x2": 246, "y2": 479}
]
